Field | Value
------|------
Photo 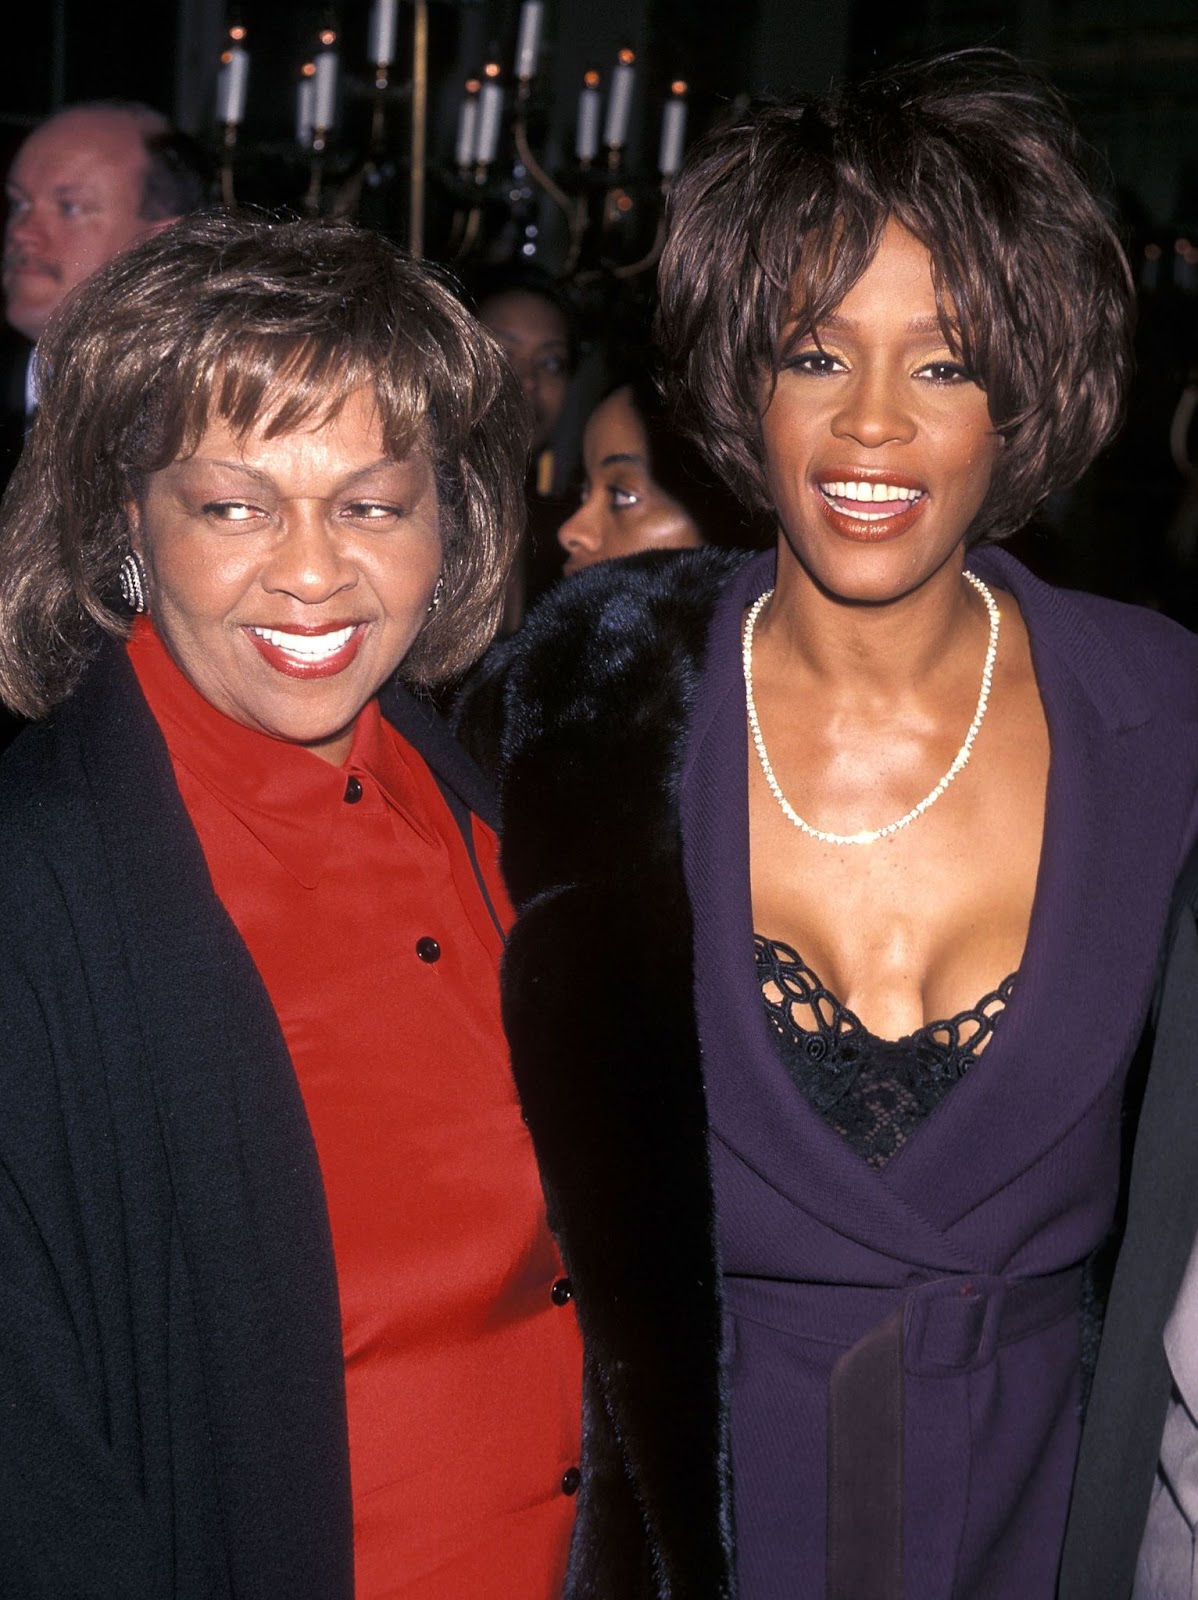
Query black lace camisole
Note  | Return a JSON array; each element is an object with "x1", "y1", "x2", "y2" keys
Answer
[{"x1": 755, "y1": 934, "x2": 1016, "y2": 1168}]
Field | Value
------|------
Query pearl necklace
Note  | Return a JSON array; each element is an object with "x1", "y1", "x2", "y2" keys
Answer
[{"x1": 742, "y1": 570, "x2": 1000, "y2": 846}]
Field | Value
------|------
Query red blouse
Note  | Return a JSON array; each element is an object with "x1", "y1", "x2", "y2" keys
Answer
[{"x1": 127, "y1": 621, "x2": 581, "y2": 1599}]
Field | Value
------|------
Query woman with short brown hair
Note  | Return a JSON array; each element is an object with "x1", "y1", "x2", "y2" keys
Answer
[
  {"x1": 460, "y1": 50, "x2": 1198, "y2": 1598},
  {"x1": 0, "y1": 213, "x2": 581, "y2": 1599}
]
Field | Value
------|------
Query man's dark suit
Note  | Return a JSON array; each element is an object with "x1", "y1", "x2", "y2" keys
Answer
[
  {"x1": 1059, "y1": 841, "x2": 1198, "y2": 1597},
  {"x1": 0, "y1": 325, "x2": 28, "y2": 494}
]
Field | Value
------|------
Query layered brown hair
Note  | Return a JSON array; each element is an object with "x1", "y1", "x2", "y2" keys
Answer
[
  {"x1": 0, "y1": 211, "x2": 529, "y2": 717},
  {"x1": 657, "y1": 49, "x2": 1135, "y2": 543}
]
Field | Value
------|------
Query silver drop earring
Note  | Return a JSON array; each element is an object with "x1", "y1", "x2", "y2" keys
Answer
[
  {"x1": 427, "y1": 574, "x2": 445, "y2": 616},
  {"x1": 118, "y1": 551, "x2": 149, "y2": 615}
]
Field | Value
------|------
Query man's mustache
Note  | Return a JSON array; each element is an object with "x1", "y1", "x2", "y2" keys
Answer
[{"x1": 2, "y1": 251, "x2": 63, "y2": 282}]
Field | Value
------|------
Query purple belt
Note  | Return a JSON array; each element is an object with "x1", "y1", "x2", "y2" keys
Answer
[
  {"x1": 827, "y1": 1268, "x2": 1084, "y2": 1600},
  {"x1": 724, "y1": 1266, "x2": 1084, "y2": 1600}
]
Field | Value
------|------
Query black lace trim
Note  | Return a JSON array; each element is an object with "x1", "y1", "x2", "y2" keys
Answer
[{"x1": 755, "y1": 935, "x2": 1015, "y2": 1169}]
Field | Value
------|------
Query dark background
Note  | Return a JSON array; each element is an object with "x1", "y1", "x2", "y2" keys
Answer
[{"x1": 2, "y1": 1, "x2": 1193, "y2": 229}]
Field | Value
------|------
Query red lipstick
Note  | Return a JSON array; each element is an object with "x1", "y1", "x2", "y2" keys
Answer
[
  {"x1": 244, "y1": 622, "x2": 365, "y2": 680},
  {"x1": 813, "y1": 471, "x2": 928, "y2": 544}
]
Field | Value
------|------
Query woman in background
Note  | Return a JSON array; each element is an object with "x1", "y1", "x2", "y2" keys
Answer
[
  {"x1": 559, "y1": 371, "x2": 762, "y2": 573},
  {"x1": 0, "y1": 213, "x2": 581, "y2": 1600}
]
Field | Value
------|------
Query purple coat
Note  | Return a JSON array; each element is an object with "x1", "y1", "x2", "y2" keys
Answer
[{"x1": 463, "y1": 546, "x2": 1198, "y2": 1599}]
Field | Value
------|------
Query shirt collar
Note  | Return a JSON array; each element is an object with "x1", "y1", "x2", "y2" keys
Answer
[
  {"x1": 126, "y1": 618, "x2": 435, "y2": 887},
  {"x1": 24, "y1": 347, "x2": 40, "y2": 415}
]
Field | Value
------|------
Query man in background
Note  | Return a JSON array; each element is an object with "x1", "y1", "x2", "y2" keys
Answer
[
  {"x1": 3, "y1": 101, "x2": 209, "y2": 356},
  {"x1": 0, "y1": 102, "x2": 208, "y2": 747}
]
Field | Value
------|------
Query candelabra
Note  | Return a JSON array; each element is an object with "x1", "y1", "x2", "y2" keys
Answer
[
  {"x1": 441, "y1": 5, "x2": 690, "y2": 284},
  {"x1": 207, "y1": 2, "x2": 691, "y2": 288}
]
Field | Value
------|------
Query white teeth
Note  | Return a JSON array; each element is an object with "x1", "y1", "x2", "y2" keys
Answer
[
  {"x1": 250, "y1": 624, "x2": 356, "y2": 661},
  {"x1": 822, "y1": 480, "x2": 923, "y2": 503}
]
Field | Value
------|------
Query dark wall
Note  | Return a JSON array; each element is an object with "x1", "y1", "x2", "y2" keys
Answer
[{"x1": 4, "y1": 2, "x2": 179, "y2": 126}]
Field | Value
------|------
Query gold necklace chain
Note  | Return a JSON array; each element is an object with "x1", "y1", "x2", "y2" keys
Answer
[{"x1": 742, "y1": 570, "x2": 1000, "y2": 846}]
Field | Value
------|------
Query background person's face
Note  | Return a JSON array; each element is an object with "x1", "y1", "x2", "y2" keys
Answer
[
  {"x1": 129, "y1": 386, "x2": 444, "y2": 765},
  {"x1": 558, "y1": 386, "x2": 704, "y2": 574},
  {"x1": 478, "y1": 289, "x2": 570, "y2": 454},
  {"x1": 3, "y1": 110, "x2": 167, "y2": 343}
]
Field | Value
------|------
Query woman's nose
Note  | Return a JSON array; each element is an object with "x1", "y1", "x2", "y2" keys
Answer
[
  {"x1": 830, "y1": 371, "x2": 916, "y2": 449},
  {"x1": 558, "y1": 501, "x2": 600, "y2": 559},
  {"x1": 262, "y1": 504, "x2": 357, "y2": 601}
]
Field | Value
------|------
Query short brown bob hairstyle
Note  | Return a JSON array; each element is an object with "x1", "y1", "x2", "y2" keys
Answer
[
  {"x1": 657, "y1": 49, "x2": 1135, "y2": 544},
  {"x1": 0, "y1": 211, "x2": 529, "y2": 718}
]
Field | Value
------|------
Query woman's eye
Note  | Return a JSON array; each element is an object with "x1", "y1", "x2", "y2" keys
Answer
[
  {"x1": 202, "y1": 500, "x2": 260, "y2": 522},
  {"x1": 916, "y1": 360, "x2": 973, "y2": 386},
  {"x1": 784, "y1": 351, "x2": 845, "y2": 377},
  {"x1": 343, "y1": 501, "x2": 401, "y2": 521},
  {"x1": 607, "y1": 484, "x2": 640, "y2": 511}
]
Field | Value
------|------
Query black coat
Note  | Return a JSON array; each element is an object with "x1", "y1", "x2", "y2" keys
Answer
[
  {"x1": 1058, "y1": 841, "x2": 1198, "y2": 1599},
  {"x1": 0, "y1": 640, "x2": 498, "y2": 1599}
]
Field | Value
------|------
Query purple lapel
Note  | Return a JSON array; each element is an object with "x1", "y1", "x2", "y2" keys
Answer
[{"x1": 682, "y1": 548, "x2": 1198, "y2": 1270}]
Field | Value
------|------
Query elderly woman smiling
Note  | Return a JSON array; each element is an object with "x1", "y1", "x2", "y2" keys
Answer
[{"x1": 0, "y1": 214, "x2": 581, "y2": 1599}]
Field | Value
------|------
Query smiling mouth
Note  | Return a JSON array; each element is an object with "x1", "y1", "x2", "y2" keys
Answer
[
  {"x1": 815, "y1": 477, "x2": 929, "y2": 541},
  {"x1": 818, "y1": 480, "x2": 927, "y2": 520},
  {"x1": 250, "y1": 624, "x2": 356, "y2": 660},
  {"x1": 246, "y1": 623, "x2": 364, "y2": 678}
]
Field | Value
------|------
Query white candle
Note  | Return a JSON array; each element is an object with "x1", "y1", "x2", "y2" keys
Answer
[
  {"x1": 476, "y1": 80, "x2": 504, "y2": 165},
  {"x1": 216, "y1": 45, "x2": 249, "y2": 125},
  {"x1": 456, "y1": 91, "x2": 479, "y2": 167},
  {"x1": 514, "y1": 1, "x2": 543, "y2": 82},
  {"x1": 296, "y1": 75, "x2": 315, "y2": 147},
  {"x1": 604, "y1": 56, "x2": 635, "y2": 148},
  {"x1": 214, "y1": 59, "x2": 231, "y2": 123},
  {"x1": 368, "y1": 0, "x2": 399, "y2": 66},
  {"x1": 658, "y1": 96, "x2": 687, "y2": 176},
  {"x1": 576, "y1": 79, "x2": 601, "y2": 161},
  {"x1": 313, "y1": 49, "x2": 338, "y2": 131}
]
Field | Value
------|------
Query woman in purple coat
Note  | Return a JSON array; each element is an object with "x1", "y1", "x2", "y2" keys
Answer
[{"x1": 459, "y1": 50, "x2": 1198, "y2": 1599}]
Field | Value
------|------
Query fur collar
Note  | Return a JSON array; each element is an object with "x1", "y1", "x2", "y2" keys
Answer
[
  {"x1": 459, "y1": 549, "x2": 748, "y2": 1598},
  {"x1": 466, "y1": 548, "x2": 750, "y2": 904}
]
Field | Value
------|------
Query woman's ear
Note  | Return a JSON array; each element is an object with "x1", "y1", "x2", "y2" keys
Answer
[{"x1": 124, "y1": 499, "x2": 143, "y2": 555}]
